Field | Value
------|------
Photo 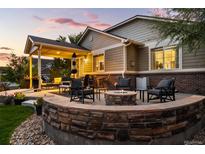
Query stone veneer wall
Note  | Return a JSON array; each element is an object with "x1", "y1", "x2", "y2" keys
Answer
[{"x1": 43, "y1": 96, "x2": 205, "y2": 144}]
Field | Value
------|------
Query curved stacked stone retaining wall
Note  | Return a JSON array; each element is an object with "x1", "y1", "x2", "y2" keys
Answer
[{"x1": 43, "y1": 95, "x2": 205, "y2": 144}]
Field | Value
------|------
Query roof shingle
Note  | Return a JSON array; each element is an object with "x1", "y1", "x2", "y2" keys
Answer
[{"x1": 29, "y1": 35, "x2": 89, "y2": 51}]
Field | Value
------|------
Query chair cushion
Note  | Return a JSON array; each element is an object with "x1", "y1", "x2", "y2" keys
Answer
[
  {"x1": 71, "y1": 79, "x2": 82, "y2": 89},
  {"x1": 148, "y1": 89, "x2": 166, "y2": 95},
  {"x1": 118, "y1": 78, "x2": 130, "y2": 87},
  {"x1": 156, "y1": 79, "x2": 172, "y2": 89},
  {"x1": 84, "y1": 89, "x2": 93, "y2": 95},
  {"x1": 62, "y1": 81, "x2": 71, "y2": 85}
]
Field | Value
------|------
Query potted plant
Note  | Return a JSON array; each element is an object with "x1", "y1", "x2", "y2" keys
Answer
[
  {"x1": 14, "y1": 92, "x2": 25, "y2": 105},
  {"x1": 34, "y1": 97, "x2": 44, "y2": 116}
]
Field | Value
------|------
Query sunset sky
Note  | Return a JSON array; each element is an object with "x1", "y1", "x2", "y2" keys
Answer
[{"x1": 0, "y1": 8, "x2": 154, "y2": 66}]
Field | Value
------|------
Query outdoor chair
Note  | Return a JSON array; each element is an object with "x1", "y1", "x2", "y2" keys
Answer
[
  {"x1": 70, "y1": 78, "x2": 95, "y2": 104},
  {"x1": 115, "y1": 77, "x2": 131, "y2": 90},
  {"x1": 83, "y1": 74, "x2": 94, "y2": 88},
  {"x1": 41, "y1": 76, "x2": 61, "y2": 89},
  {"x1": 147, "y1": 78, "x2": 175, "y2": 103},
  {"x1": 95, "y1": 75, "x2": 109, "y2": 100}
]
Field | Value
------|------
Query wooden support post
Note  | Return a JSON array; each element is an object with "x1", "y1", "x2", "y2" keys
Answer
[
  {"x1": 38, "y1": 47, "x2": 42, "y2": 90},
  {"x1": 29, "y1": 55, "x2": 33, "y2": 89}
]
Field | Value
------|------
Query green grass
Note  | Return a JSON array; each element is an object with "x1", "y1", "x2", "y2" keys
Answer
[{"x1": 0, "y1": 105, "x2": 33, "y2": 145}]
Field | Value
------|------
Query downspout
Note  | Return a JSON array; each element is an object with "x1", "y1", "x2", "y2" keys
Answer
[{"x1": 122, "y1": 40, "x2": 132, "y2": 77}]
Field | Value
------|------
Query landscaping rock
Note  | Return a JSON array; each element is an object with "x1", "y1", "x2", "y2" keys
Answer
[
  {"x1": 185, "y1": 127, "x2": 205, "y2": 145},
  {"x1": 10, "y1": 114, "x2": 55, "y2": 145}
]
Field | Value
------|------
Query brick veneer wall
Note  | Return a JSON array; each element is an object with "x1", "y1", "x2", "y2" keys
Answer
[
  {"x1": 93, "y1": 74, "x2": 137, "y2": 90},
  {"x1": 93, "y1": 72, "x2": 205, "y2": 95},
  {"x1": 138, "y1": 72, "x2": 205, "y2": 95},
  {"x1": 43, "y1": 97, "x2": 205, "y2": 144}
]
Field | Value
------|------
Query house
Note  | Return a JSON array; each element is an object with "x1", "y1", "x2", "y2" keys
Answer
[{"x1": 24, "y1": 15, "x2": 205, "y2": 95}]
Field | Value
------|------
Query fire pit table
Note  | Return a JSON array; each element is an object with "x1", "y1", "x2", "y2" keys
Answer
[{"x1": 104, "y1": 90, "x2": 137, "y2": 105}]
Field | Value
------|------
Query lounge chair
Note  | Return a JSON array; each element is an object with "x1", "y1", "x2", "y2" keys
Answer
[
  {"x1": 147, "y1": 78, "x2": 175, "y2": 103},
  {"x1": 115, "y1": 77, "x2": 131, "y2": 90},
  {"x1": 70, "y1": 78, "x2": 94, "y2": 104},
  {"x1": 41, "y1": 76, "x2": 61, "y2": 89}
]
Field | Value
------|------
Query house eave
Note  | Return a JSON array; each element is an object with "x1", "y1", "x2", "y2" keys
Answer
[{"x1": 104, "y1": 15, "x2": 180, "y2": 32}]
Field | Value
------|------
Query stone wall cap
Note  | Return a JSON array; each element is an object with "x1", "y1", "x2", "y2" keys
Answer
[{"x1": 43, "y1": 93, "x2": 205, "y2": 113}]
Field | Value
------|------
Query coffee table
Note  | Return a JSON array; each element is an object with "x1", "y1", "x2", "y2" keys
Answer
[{"x1": 104, "y1": 90, "x2": 137, "y2": 105}]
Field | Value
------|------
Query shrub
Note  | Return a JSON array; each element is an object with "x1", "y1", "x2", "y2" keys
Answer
[
  {"x1": 14, "y1": 92, "x2": 25, "y2": 100},
  {"x1": 34, "y1": 97, "x2": 44, "y2": 107}
]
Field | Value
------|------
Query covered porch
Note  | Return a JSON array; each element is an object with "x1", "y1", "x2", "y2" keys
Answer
[{"x1": 24, "y1": 35, "x2": 91, "y2": 89}]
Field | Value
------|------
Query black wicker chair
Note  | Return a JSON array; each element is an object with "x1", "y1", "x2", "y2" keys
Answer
[
  {"x1": 70, "y1": 78, "x2": 94, "y2": 104},
  {"x1": 147, "y1": 78, "x2": 175, "y2": 103},
  {"x1": 115, "y1": 77, "x2": 131, "y2": 90}
]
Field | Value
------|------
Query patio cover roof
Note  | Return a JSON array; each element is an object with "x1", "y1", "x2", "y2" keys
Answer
[{"x1": 24, "y1": 35, "x2": 90, "y2": 58}]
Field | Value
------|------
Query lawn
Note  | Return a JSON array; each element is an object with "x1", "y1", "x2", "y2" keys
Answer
[{"x1": 0, "y1": 105, "x2": 33, "y2": 145}]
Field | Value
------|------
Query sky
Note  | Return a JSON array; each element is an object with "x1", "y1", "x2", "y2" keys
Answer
[{"x1": 0, "y1": 8, "x2": 154, "y2": 66}]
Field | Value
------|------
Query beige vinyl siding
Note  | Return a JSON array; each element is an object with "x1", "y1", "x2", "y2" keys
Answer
[
  {"x1": 127, "y1": 44, "x2": 138, "y2": 71},
  {"x1": 84, "y1": 54, "x2": 93, "y2": 73},
  {"x1": 137, "y1": 47, "x2": 149, "y2": 71},
  {"x1": 105, "y1": 46, "x2": 124, "y2": 72},
  {"x1": 182, "y1": 46, "x2": 205, "y2": 69},
  {"x1": 80, "y1": 30, "x2": 121, "y2": 50},
  {"x1": 107, "y1": 19, "x2": 159, "y2": 43}
]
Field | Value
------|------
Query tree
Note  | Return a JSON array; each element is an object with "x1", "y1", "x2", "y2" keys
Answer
[
  {"x1": 49, "y1": 58, "x2": 71, "y2": 78},
  {"x1": 56, "y1": 32, "x2": 83, "y2": 44},
  {"x1": 56, "y1": 35, "x2": 67, "y2": 42},
  {"x1": 68, "y1": 32, "x2": 83, "y2": 44},
  {"x1": 153, "y1": 8, "x2": 205, "y2": 52},
  {"x1": 2, "y1": 53, "x2": 29, "y2": 87}
]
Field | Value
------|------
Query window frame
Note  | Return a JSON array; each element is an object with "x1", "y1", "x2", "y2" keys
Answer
[
  {"x1": 93, "y1": 54, "x2": 105, "y2": 72},
  {"x1": 150, "y1": 45, "x2": 179, "y2": 70}
]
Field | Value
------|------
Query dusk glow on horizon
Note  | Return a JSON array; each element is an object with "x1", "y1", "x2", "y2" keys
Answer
[{"x1": 0, "y1": 8, "x2": 153, "y2": 66}]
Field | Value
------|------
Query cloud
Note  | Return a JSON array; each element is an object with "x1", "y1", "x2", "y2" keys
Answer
[
  {"x1": 33, "y1": 15, "x2": 44, "y2": 21},
  {"x1": 94, "y1": 23, "x2": 111, "y2": 29},
  {"x1": 48, "y1": 18, "x2": 111, "y2": 29},
  {"x1": 48, "y1": 18, "x2": 87, "y2": 28},
  {"x1": 83, "y1": 12, "x2": 98, "y2": 20},
  {"x1": 33, "y1": 26, "x2": 58, "y2": 34},
  {"x1": 0, "y1": 53, "x2": 10, "y2": 66},
  {"x1": 152, "y1": 9, "x2": 169, "y2": 17},
  {"x1": 0, "y1": 53, "x2": 10, "y2": 61},
  {"x1": 32, "y1": 15, "x2": 111, "y2": 30},
  {"x1": 0, "y1": 47, "x2": 13, "y2": 51},
  {"x1": 33, "y1": 27, "x2": 48, "y2": 33}
]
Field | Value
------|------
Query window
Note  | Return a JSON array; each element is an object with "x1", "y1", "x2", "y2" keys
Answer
[
  {"x1": 151, "y1": 46, "x2": 178, "y2": 70},
  {"x1": 93, "y1": 54, "x2": 104, "y2": 72}
]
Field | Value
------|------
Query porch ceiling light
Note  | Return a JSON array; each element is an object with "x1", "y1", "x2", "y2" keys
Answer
[
  {"x1": 84, "y1": 58, "x2": 88, "y2": 63},
  {"x1": 84, "y1": 55, "x2": 88, "y2": 63},
  {"x1": 56, "y1": 51, "x2": 60, "y2": 54}
]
